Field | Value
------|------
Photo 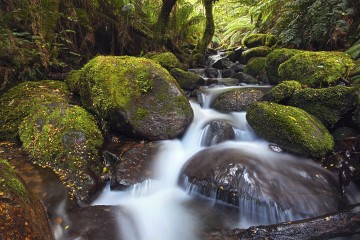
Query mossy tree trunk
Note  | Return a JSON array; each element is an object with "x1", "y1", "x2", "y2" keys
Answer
[
  {"x1": 194, "y1": 0, "x2": 215, "y2": 54},
  {"x1": 155, "y1": 0, "x2": 177, "y2": 35}
]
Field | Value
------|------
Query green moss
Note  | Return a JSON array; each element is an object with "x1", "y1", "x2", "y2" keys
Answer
[
  {"x1": 242, "y1": 34, "x2": 278, "y2": 48},
  {"x1": 80, "y1": 56, "x2": 156, "y2": 118},
  {"x1": 147, "y1": 52, "x2": 181, "y2": 70},
  {"x1": 79, "y1": 55, "x2": 192, "y2": 140},
  {"x1": 241, "y1": 46, "x2": 271, "y2": 64},
  {"x1": 135, "y1": 107, "x2": 149, "y2": 120},
  {"x1": 288, "y1": 86, "x2": 357, "y2": 128},
  {"x1": 243, "y1": 57, "x2": 266, "y2": 77},
  {"x1": 246, "y1": 101, "x2": 334, "y2": 158},
  {"x1": 0, "y1": 159, "x2": 27, "y2": 200},
  {"x1": 278, "y1": 51, "x2": 355, "y2": 87},
  {"x1": 19, "y1": 103, "x2": 103, "y2": 200},
  {"x1": 65, "y1": 70, "x2": 82, "y2": 94},
  {"x1": 265, "y1": 48, "x2": 303, "y2": 85},
  {"x1": 169, "y1": 68, "x2": 202, "y2": 90},
  {"x1": 261, "y1": 80, "x2": 303, "y2": 103},
  {"x1": 0, "y1": 80, "x2": 73, "y2": 141}
]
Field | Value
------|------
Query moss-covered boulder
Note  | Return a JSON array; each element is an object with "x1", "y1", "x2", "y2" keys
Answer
[
  {"x1": 0, "y1": 80, "x2": 73, "y2": 141},
  {"x1": 243, "y1": 57, "x2": 266, "y2": 77},
  {"x1": 169, "y1": 68, "x2": 204, "y2": 91},
  {"x1": 240, "y1": 46, "x2": 271, "y2": 64},
  {"x1": 261, "y1": 80, "x2": 303, "y2": 103},
  {"x1": 265, "y1": 48, "x2": 303, "y2": 85},
  {"x1": 79, "y1": 56, "x2": 193, "y2": 140},
  {"x1": 242, "y1": 33, "x2": 278, "y2": 48},
  {"x1": 212, "y1": 88, "x2": 266, "y2": 113},
  {"x1": 278, "y1": 51, "x2": 354, "y2": 88},
  {"x1": 350, "y1": 59, "x2": 360, "y2": 84},
  {"x1": 246, "y1": 101, "x2": 334, "y2": 158},
  {"x1": 288, "y1": 86, "x2": 357, "y2": 128},
  {"x1": 65, "y1": 69, "x2": 82, "y2": 94},
  {"x1": 19, "y1": 103, "x2": 104, "y2": 203},
  {"x1": 146, "y1": 52, "x2": 182, "y2": 70},
  {"x1": 0, "y1": 159, "x2": 54, "y2": 240}
]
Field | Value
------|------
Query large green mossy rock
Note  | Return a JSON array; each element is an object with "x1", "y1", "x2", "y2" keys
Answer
[
  {"x1": 0, "y1": 80, "x2": 73, "y2": 141},
  {"x1": 242, "y1": 33, "x2": 278, "y2": 48},
  {"x1": 169, "y1": 68, "x2": 204, "y2": 91},
  {"x1": 80, "y1": 56, "x2": 193, "y2": 140},
  {"x1": 241, "y1": 46, "x2": 271, "y2": 64},
  {"x1": 243, "y1": 57, "x2": 266, "y2": 77},
  {"x1": 261, "y1": 80, "x2": 303, "y2": 103},
  {"x1": 19, "y1": 103, "x2": 104, "y2": 203},
  {"x1": 0, "y1": 159, "x2": 54, "y2": 240},
  {"x1": 288, "y1": 86, "x2": 357, "y2": 128},
  {"x1": 246, "y1": 102, "x2": 334, "y2": 158},
  {"x1": 278, "y1": 51, "x2": 354, "y2": 88},
  {"x1": 65, "y1": 69, "x2": 82, "y2": 94},
  {"x1": 265, "y1": 48, "x2": 303, "y2": 85},
  {"x1": 146, "y1": 52, "x2": 182, "y2": 70}
]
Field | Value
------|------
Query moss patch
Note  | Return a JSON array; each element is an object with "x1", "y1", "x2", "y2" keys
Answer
[
  {"x1": 79, "y1": 55, "x2": 193, "y2": 140},
  {"x1": 146, "y1": 52, "x2": 181, "y2": 70},
  {"x1": 0, "y1": 80, "x2": 73, "y2": 141},
  {"x1": 0, "y1": 159, "x2": 27, "y2": 200},
  {"x1": 261, "y1": 80, "x2": 303, "y2": 103},
  {"x1": 241, "y1": 46, "x2": 271, "y2": 64},
  {"x1": 243, "y1": 33, "x2": 278, "y2": 48},
  {"x1": 169, "y1": 68, "x2": 203, "y2": 90},
  {"x1": 265, "y1": 48, "x2": 303, "y2": 85},
  {"x1": 19, "y1": 103, "x2": 104, "y2": 202},
  {"x1": 243, "y1": 57, "x2": 266, "y2": 77},
  {"x1": 65, "y1": 69, "x2": 82, "y2": 94},
  {"x1": 288, "y1": 86, "x2": 357, "y2": 128},
  {"x1": 0, "y1": 159, "x2": 54, "y2": 239},
  {"x1": 246, "y1": 101, "x2": 334, "y2": 158},
  {"x1": 278, "y1": 51, "x2": 354, "y2": 88}
]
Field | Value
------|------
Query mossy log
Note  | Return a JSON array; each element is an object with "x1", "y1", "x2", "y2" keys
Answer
[{"x1": 207, "y1": 203, "x2": 360, "y2": 240}]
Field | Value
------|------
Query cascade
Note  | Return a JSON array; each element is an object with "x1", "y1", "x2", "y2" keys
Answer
[{"x1": 90, "y1": 59, "x2": 360, "y2": 240}]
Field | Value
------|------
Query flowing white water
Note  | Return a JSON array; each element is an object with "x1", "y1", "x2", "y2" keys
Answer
[{"x1": 92, "y1": 84, "x2": 360, "y2": 240}]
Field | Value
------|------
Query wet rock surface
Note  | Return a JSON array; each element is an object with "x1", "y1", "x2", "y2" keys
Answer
[
  {"x1": 179, "y1": 145, "x2": 344, "y2": 224},
  {"x1": 111, "y1": 142, "x2": 160, "y2": 190},
  {"x1": 211, "y1": 88, "x2": 266, "y2": 112},
  {"x1": 205, "y1": 203, "x2": 360, "y2": 240},
  {"x1": 201, "y1": 121, "x2": 235, "y2": 147},
  {"x1": 65, "y1": 205, "x2": 125, "y2": 240}
]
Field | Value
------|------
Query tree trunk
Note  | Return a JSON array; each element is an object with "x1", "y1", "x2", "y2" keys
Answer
[
  {"x1": 155, "y1": 0, "x2": 177, "y2": 34},
  {"x1": 195, "y1": 0, "x2": 215, "y2": 54}
]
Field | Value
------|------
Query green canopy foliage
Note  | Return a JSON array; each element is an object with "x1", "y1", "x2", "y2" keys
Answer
[{"x1": 0, "y1": 0, "x2": 358, "y2": 92}]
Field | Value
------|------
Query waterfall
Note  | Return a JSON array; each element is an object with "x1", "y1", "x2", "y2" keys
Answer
[{"x1": 92, "y1": 74, "x2": 360, "y2": 240}]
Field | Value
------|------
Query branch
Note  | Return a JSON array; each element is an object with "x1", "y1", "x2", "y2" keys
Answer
[{"x1": 207, "y1": 203, "x2": 360, "y2": 240}]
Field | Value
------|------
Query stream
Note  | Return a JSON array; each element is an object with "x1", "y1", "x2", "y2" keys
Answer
[
  {"x1": 88, "y1": 75, "x2": 359, "y2": 239},
  {"x1": 6, "y1": 59, "x2": 359, "y2": 239}
]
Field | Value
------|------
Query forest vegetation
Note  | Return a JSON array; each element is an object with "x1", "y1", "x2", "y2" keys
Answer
[{"x1": 0, "y1": 0, "x2": 359, "y2": 92}]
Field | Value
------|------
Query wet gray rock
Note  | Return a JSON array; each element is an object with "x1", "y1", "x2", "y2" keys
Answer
[
  {"x1": 205, "y1": 67, "x2": 220, "y2": 78},
  {"x1": 66, "y1": 205, "x2": 126, "y2": 240},
  {"x1": 111, "y1": 142, "x2": 160, "y2": 190},
  {"x1": 211, "y1": 88, "x2": 266, "y2": 112},
  {"x1": 179, "y1": 145, "x2": 344, "y2": 225},
  {"x1": 201, "y1": 121, "x2": 235, "y2": 147},
  {"x1": 233, "y1": 72, "x2": 259, "y2": 85}
]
